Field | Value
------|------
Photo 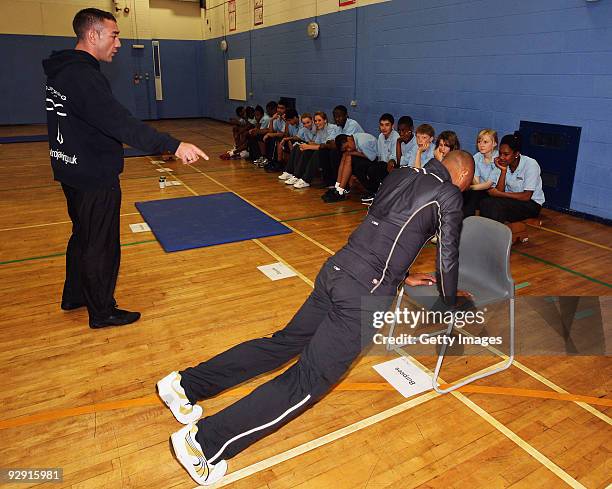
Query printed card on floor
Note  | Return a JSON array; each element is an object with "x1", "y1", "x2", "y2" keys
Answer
[
  {"x1": 129, "y1": 222, "x2": 151, "y2": 233},
  {"x1": 257, "y1": 262, "x2": 297, "y2": 281},
  {"x1": 373, "y1": 356, "x2": 433, "y2": 398},
  {"x1": 167, "y1": 180, "x2": 182, "y2": 186},
  {"x1": 156, "y1": 168, "x2": 174, "y2": 172},
  {"x1": 151, "y1": 160, "x2": 165, "y2": 164}
]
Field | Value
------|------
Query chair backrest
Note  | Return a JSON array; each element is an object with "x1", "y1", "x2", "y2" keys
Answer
[{"x1": 458, "y1": 216, "x2": 514, "y2": 297}]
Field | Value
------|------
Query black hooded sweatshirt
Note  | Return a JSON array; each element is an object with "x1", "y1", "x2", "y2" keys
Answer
[{"x1": 42, "y1": 49, "x2": 180, "y2": 189}]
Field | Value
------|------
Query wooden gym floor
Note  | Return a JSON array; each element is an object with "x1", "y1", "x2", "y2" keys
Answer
[{"x1": 0, "y1": 119, "x2": 610, "y2": 489}]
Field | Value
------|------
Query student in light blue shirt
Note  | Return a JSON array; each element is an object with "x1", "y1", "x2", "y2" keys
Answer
[
  {"x1": 408, "y1": 123, "x2": 435, "y2": 168},
  {"x1": 321, "y1": 132, "x2": 378, "y2": 202},
  {"x1": 362, "y1": 113, "x2": 398, "y2": 203},
  {"x1": 283, "y1": 111, "x2": 338, "y2": 188},
  {"x1": 480, "y1": 132, "x2": 545, "y2": 223},
  {"x1": 395, "y1": 116, "x2": 417, "y2": 168},
  {"x1": 463, "y1": 129, "x2": 500, "y2": 217},
  {"x1": 247, "y1": 100, "x2": 277, "y2": 163},
  {"x1": 307, "y1": 105, "x2": 365, "y2": 188}
]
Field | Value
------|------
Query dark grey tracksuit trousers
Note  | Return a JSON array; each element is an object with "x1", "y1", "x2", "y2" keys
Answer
[{"x1": 179, "y1": 260, "x2": 392, "y2": 463}]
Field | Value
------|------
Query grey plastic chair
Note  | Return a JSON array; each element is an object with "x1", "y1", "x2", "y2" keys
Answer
[{"x1": 387, "y1": 216, "x2": 515, "y2": 394}]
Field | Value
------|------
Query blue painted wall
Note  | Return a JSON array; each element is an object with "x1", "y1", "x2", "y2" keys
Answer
[
  {"x1": 2, "y1": 0, "x2": 611, "y2": 218},
  {"x1": 203, "y1": 0, "x2": 612, "y2": 219}
]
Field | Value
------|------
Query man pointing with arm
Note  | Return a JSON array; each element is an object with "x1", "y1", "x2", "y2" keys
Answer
[{"x1": 43, "y1": 8, "x2": 208, "y2": 329}]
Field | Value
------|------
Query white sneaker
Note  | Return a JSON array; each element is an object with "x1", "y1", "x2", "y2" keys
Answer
[
  {"x1": 278, "y1": 172, "x2": 292, "y2": 180},
  {"x1": 257, "y1": 158, "x2": 268, "y2": 168},
  {"x1": 430, "y1": 236, "x2": 438, "y2": 244},
  {"x1": 293, "y1": 179, "x2": 310, "y2": 189},
  {"x1": 285, "y1": 176, "x2": 298, "y2": 185},
  {"x1": 239, "y1": 150, "x2": 249, "y2": 158},
  {"x1": 157, "y1": 371, "x2": 203, "y2": 424},
  {"x1": 170, "y1": 424, "x2": 227, "y2": 486},
  {"x1": 254, "y1": 157, "x2": 263, "y2": 165}
]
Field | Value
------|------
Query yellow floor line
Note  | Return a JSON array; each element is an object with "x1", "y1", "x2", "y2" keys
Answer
[
  {"x1": 252, "y1": 239, "x2": 314, "y2": 287},
  {"x1": 527, "y1": 223, "x2": 612, "y2": 252},
  {"x1": 399, "y1": 353, "x2": 587, "y2": 489}
]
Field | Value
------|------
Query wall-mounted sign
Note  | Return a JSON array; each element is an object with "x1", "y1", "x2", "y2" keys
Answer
[
  {"x1": 254, "y1": 0, "x2": 263, "y2": 25},
  {"x1": 228, "y1": 0, "x2": 236, "y2": 31}
]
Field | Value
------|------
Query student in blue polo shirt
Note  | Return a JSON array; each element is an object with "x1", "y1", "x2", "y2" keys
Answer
[
  {"x1": 278, "y1": 113, "x2": 316, "y2": 179},
  {"x1": 408, "y1": 123, "x2": 435, "y2": 168},
  {"x1": 463, "y1": 129, "x2": 500, "y2": 217},
  {"x1": 247, "y1": 100, "x2": 277, "y2": 163},
  {"x1": 284, "y1": 112, "x2": 339, "y2": 189},
  {"x1": 285, "y1": 111, "x2": 338, "y2": 188},
  {"x1": 479, "y1": 132, "x2": 545, "y2": 223},
  {"x1": 395, "y1": 116, "x2": 417, "y2": 168},
  {"x1": 360, "y1": 113, "x2": 399, "y2": 203},
  {"x1": 322, "y1": 132, "x2": 378, "y2": 202},
  {"x1": 314, "y1": 105, "x2": 365, "y2": 187}
]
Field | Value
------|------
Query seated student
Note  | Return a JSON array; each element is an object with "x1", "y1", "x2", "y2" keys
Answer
[
  {"x1": 221, "y1": 106, "x2": 246, "y2": 159},
  {"x1": 463, "y1": 129, "x2": 500, "y2": 218},
  {"x1": 278, "y1": 113, "x2": 316, "y2": 179},
  {"x1": 479, "y1": 132, "x2": 545, "y2": 223},
  {"x1": 433, "y1": 130, "x2": 461, "y2": 161},
  {"x1": 395, "y1": 115, "x2": 417, "y2": 169},
  {"x1": 228, "y1": 106, "x2": 256, "y2": 159},
  {"x1": 247, "y1": 101, "x2": 276, "y2": 163},
  {"x1": 313, "y1": 105, "x2": 364, "y2": 187},
  {"x1": 410, "y1": 123, "x2": 435, "y2": 168},
  {"x1": 322, "y1": 132, "x2": 378, "y2": 202},
  {"x1": 259, "y1": 100, "x2": 287, "y2": 168},
  {"x1": 359, "y1": 113, "x2": 399, "y2": 203},
  {"x1": 283, "y1": 112, "x2": 339, "y2": 189},
  {"x1": 264, "y1": 108, "x2": 300, "y2": 172}
]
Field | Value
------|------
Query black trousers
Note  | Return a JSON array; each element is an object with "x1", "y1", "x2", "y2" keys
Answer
[
  {"x1": 180, "y1": 260, "x2": 391, "y2": 463},
  {"x1": 247, "y1": 134, "x2": 264, "y2": 160},
  {"x1": 319, "y1": 148, "x2": 341, "y2": 186},
  {"x1": 366, "y1": 161, "x2": 389, "y2": 193},
  {"x1": 352, "y1": 157, "x2": 387, "y2": 193},
  {"x1": 61, "y1": 183, "x2": 121, "y2": 318},
  {"x1": 285, "y1": 146, "x2": 315, "y2": 178},
  {"x1": 462, "y1": 189, "x2": 489, "y2": 218},
  {"x1": 265, "y1": 136, "x2": 281, "y2": 161},
  {"x1": 479, "y1": 197, "x2": 541, "y2": 223}
]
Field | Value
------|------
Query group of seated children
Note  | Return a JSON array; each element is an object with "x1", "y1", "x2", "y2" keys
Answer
[{"x1": 223, "y1": 101, "x2": 545, "y2": 223}]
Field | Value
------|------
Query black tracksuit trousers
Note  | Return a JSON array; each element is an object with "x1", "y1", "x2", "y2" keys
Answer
[
  {"x1": 179, "y1": 260, "x2": 391, "y2": 463},
  {"x1": 61, "y1": 183, "x2": 121, "y2": 319}
]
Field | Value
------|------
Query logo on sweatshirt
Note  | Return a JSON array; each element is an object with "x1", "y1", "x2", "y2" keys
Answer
[
  {"x1": 50, "y1": 149, "x2": 77, "y2": 165},
  {"x1": 46, "y1": 85, "x2": 67, "y2": 145}
]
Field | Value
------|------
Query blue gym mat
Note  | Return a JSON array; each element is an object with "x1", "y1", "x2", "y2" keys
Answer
[{"x1": 135, "y1": 192, "x2": 292, "y2": 252}]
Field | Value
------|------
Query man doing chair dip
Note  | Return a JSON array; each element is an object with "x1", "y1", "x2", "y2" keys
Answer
[{"x1": 158, "y1": 151, "x2": 475, "y2": 485}]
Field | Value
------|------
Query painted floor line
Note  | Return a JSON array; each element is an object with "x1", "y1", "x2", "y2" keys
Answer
[
  {"x1": 527, "y1": 223, "x2": 612, "y2": 252},
  {"x1": 1, "y1": 382, "x2": 609, "y2": 431}
]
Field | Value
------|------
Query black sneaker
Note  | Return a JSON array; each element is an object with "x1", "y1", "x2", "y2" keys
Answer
[
  {"x1": 323, "y1": 189, "x2": 347, "y2": 203},
  {"x1": 360, "y1": 192, "x2": 375, "y2": 204},
  {"x1": 89, "y1": 308, "x2": 141, "y2": 329},
  {"x1": 321, "y1": 187, "x2": 336, "y2": 201},
  {"x1": 264, "y1": 161, "x2": 282, "y2": 173}
]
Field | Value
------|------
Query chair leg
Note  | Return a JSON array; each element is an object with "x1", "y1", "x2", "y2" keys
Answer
[
  {"x1": 385, "y1": 286, "x2": 405, "y2": 351},
  {"x1": 432, "y1": 298, "x2": 515, "y2": 394}
]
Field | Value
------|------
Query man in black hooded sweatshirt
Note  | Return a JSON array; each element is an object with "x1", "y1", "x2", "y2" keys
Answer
[{"x1": 43, "y1": 8, "x2": 208, "y2": 329}]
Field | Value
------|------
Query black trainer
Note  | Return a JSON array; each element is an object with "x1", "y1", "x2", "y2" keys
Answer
[
  {"x1": 360, "y1": 192, "x2": 376, "y2": 204},
  {"x1": 323, "y1": 189, "x2": 347, "y2": 203},
  {"x1": 89, "y1": 308, "x2": 141, "y2": 329}
]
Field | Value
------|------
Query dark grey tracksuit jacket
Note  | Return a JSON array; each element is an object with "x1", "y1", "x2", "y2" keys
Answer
[{"x1": 180, "y1": 158, "x2": 464, "y2": 465}]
